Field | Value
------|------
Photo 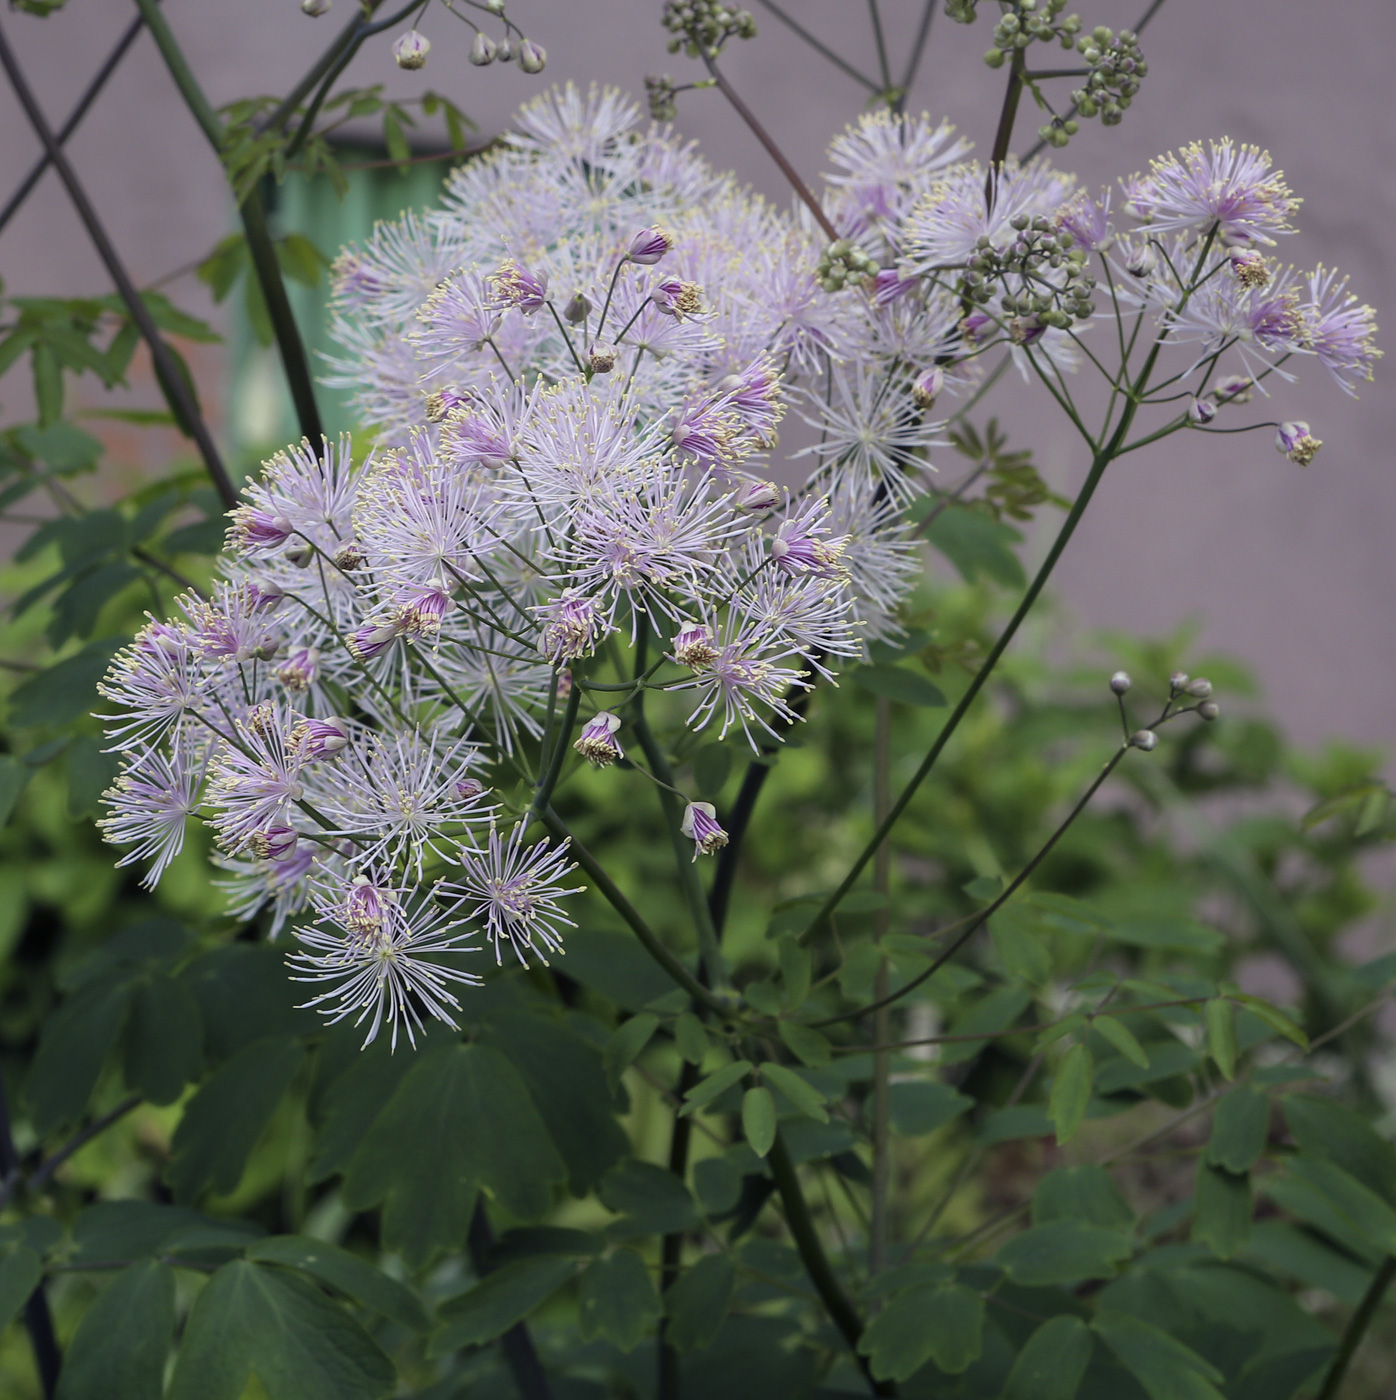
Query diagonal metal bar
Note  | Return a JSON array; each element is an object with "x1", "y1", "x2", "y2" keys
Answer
[
  {"x1": 0, "y1": 10, "x2": 148, "y2": 238},
  {"x1": 0, "y1": 15, "x2": 237, "y2": 508}
]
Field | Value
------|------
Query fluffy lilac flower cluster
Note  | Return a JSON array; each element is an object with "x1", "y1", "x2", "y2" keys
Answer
[{"x1": 98, "y1": 88, "x2": 1376, "y2": 1047}]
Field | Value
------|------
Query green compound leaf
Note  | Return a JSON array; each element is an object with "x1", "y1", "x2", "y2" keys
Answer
[
  {"x1": 680, "y1": 1061, "x2": 752, "y2": 1116},
  {"x1": 997, "y1": 1220, "x2": 1132, "y2": 1287},
  {"x1": 603, "y1": 1012, "x2": 659, "y2": 1090},
  {"x1": 1032, "y1": 1165, "x2": 1134, "y2": 1232},
  {"x1": 850, "y1": 664, "x2": 947, "y2": 708},
  {"x1": 578, "y1": 1249, "x2": 661, "y2": 1352},
  {"x1": 1094, "y1": 1014, "x2": 1150, "y2": 1068},
  {"x1": 344, "y1": 1045, "x2": 566, "y2": 1269},
  {"x1": 1002, "y1": 1315, "x2": 1094, "y2": 1400},
  {"x1": 664, "y1": 1254, "x2": 735, "y2": 1355},
  {"x1": 25, "y1": 978, "x2": 133, "y2": 1135},
  {"x1": 1283, "y1": 1093, "x2": 1396, "y2": 1202},
  {"x1": 55, "y1": 1259, "x2": 175, "y2": 1400},
  {"x1": 858, "y1": 1282, "x2": 984, "y2": 1382},
  {"x1": 887, "y1": 1081, "x2": 973, "y2": 1137},
  {"x1": 166, "y1": 1260, "x2": 394, "y2": 1400},
  {"x1": 122, "y1": 974, "x2": 203, "y2": 1107},
  {"x1": 430, "y1": 1255, "x2": 576, "y2": 1355},
  {"x1": 760, "y1": 1062, "x2": 829, "y2": 1123}
]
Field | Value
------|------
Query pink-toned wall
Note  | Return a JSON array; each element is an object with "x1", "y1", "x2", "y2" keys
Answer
[{"x1": 0, "y1": 1, "x2": 1390, "y2": 753}]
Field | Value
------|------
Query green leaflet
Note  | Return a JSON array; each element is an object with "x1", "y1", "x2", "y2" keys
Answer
[
  {"x1": 55, "y1": 1260, "x2": 174, "y2": 1400},
  {"x1": 997, "y1": 1220, "x2": 1133, "y2": 1286},
  {"x1": 430, "y1": 1255, "x2": 577, "y2": 1354},
  {"x1": 1092, "y1": 1310, "x2": 1225, "y2": 1400},
  {"x1": 578, "y1": 1249, "x2": 661, "y2": 1352},
  {"x1": 1049, "y1": 1043, "x2": 1093, "y2": 1145},
  {"x1": 598, "y1": 1158, "x2": 700, "y2": 1237},
  {"x1": 858, "y1": 1282, "x2": 985, "y2": 1382},
  {"x1": 166, "y1": 1260, "x2": 394, "y2": 1400},
  {"x1": 1002, "y1": 1315, "x2": 1093, "y2": 1400},
  {"x1": 1207, "y1": 1087, "x2": 1270, "y2": 1173},
  {"x1": 246, "y1": 1237, "x2": 428, "y2": 1332},
  {"x1": 1192, "y1": 1162, "x2": 1252, "y2": 1259},
  {"x1": 665, "y1": 1253, "x2": 736, "y2": 1354},
  {"x1": 343, "y1": 1044, "x2": 566, "y2": 1268}
]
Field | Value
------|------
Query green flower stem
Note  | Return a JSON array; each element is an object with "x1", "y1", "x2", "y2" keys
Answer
[
  {"x1": 1316, "y1": 1255, "x2": 1396, "y2": 1400},
  {"x1": 767, "y1": 1129, "x2": 894, "y2": 1397},
  {"x1": 869, "y1": 696, "x2": 892, "y2": 1275},
  {"x1": 539, "y1": 807, "x2": 730, "y2": 1017},
  {"x1": 0, "y1": 17, "x2": 237, "y2": 510},
  {"x1": 531, "y1": 681, "x2": 582, "y2": 819},
  {"x1": 629, "y1": 707, "x2": 731, "y2": 991},
  {"x1": 803, "y1": 367, "x2": 1153, "y2": 945},
  {"x1": 134, "y1": 0, "x2": 324, "y2": 445},
  {"x1": 467, "y1": 1202, "x2": 556, "y2": 1400}
]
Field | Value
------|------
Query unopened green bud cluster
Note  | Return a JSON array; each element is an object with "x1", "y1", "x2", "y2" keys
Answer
[
  {"x1": 984, "y1": 0, "x2": 1081, "y2": 64},
  {"x1": 662, "y1": 0, "x2": 756, "y2": 58},
  {"x1": 961, "y1": 217, "x2": 1096, "y2": 326},
  {"x1": 645, "y1": 74, "x2": 679, "y2": 122},
  {"x1": 1068, "y1": 27, "x2": 1147, "y2": 129},
  {"x1": 816, "y1": 240, "x2": 878, "y2": 294}
]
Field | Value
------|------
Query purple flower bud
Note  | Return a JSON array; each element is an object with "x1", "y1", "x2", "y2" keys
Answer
[
  {"x1": 518, "y1": 38, "x2": 546, "y2": 73},
  {"x1": 681, "y1": 802, "x2": 728, "y2": 859},
  {"x1": 344, "y1": 875, "x2": 388, "y2": 937},
  {"x1": 651, "y1": 278, "x2": 703, "y2": 319},
  {"x1": 1189, "y1": 395, "x2": 1217, "y2": 425},
  {"x1": 628, "y1": 227, "x2": 675, "y2": 265},
  {"x1": 229, "y1": 506, "x2": 293, "y2": 552},
  {"x1": 912, "y1": 366, "x2": 945, "y2": 411},
  {"x1": 333, "y1": 540, "x2": 365, "y2": 572},
  {"x1": 1009, "y1": 314, "x2": 1045, "y2": 346},
  {"x1": 275, "y1": 647, "x2": 321, "y2": 692},
  {"x1": 538, "y1": 591, "x2": 606, "y2": 665},
  {"x1": 455, "y1": 777, "x2": 487, "y2": 801},
  {"x1": 573, "y1": 711, "x2": 623, "y2": 767},
  {"x1": 672, "y1": 624, "x2": 719, "y2": 669},
  {"x1": 1169, "y1": 672, "x2": 1189, "y2": 691},
  {"x1": 1214, "y1": 374, "x2": 1253, "y2": 404},
  {"x1": 301, "y1": 0, "x2": 331, "y2": 15},
  {"x1": 469, "y1": 31, "x2": 497, "y2": 65},
  {"x1": 347, "y1": 621, "x2": 400, "y2": 661},
  {"x1": 1110, "y1": 670, "x2": 1132, "y2": 695},
  {"x1": 249, "y1": 825, "x2": 299, "y2": 861},
  {"x1": 588, "y1": 343, "x2": 619, "y2": 374},
  {"x1": 392, "y1": 29, "x2": 430, "y2": 70},
  {"x1": 1228, "y1": 246, "x2": 1270, "y2": 289},
  {"x1": 1198, "y1": 700, "x2": 1221, "y2": 721},
  {"x1": 291, "y1": 716, "x2": 350, "y2": 759},
  {"x1": 1129, "y1": 729, "x2": 1159, "y2": 752},
  {"x1": 1276, "y1": 420, "x2": 1322, "y2": 465},
  {"x1": 489, "y1": 259, "x2": 549, "y2": 314},
  {"x1": 562, "y1": 291, "x2": 592, "y2": 324},
  {"x1": 872, "y1": 268, "x2": 917, "y2": 305},
  {"x1": 958, "y1": 311, "x2": 993, "y2": 345},
  {"x1": 425, "y1": 386, "x2": 474, "y2": 422},
  {"x1": 733, "y1": 480, "x2": 782, "y2": 517},
  {"x1": 284, "y1": 540, "x2": 315, "y2": 568},
  {"x1": 1125, "y1": 244, "x2": 1157, "y2": 278}
]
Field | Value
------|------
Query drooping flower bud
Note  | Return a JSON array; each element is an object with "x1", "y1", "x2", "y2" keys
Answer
[
  {"x1": 284, "y1": 539, "x2": 315, "y2": 568},
  {"x1": 652, "y1": 278, "x2": 703, "y2": 319},
  {"x1": 562, "y1": 291, "x2": 592, "y2": 324},
  {"x1": 1189, "y1": 395, "x2": 1217, "y2": 425},
  {"x1": 275, "y1": 647, "x2": 320, "y2": 692},
  {"x1": 1197, "y1": 701, "x2": 1220, "y2": 721},
  {"x1": 489, "y1": 259, "x2": 549, "y2": 313},
  {"x1": 392, "y1": 29, "x2": 431, "y2": 70},
  {"x1": 469, "y1": 32, "x2": 498, "y2": 65},
  {"x1": 588, "y1": 343, "x2": 619, "y2": 374},
  {"x1": 517, "y1": 38, "x2": 547, "y2": 73},
  {"x1": 733, "y1": 480, "x2": 782, "y2": 517},
  {"x1": 628, "y1": 227, "x2": 675, "y2": 265},
  {"x1": 249, "y1": 825, "x2": 299, "y2": 861},
  {"x1": 1124, "y1": 243, "x2": 1157, "y2": 277},
  {"x1": 292, "y1": 716, "x2": 351, "y2": 759},
  {"x1": 229, "y1": 506, "x2": 293, "y2": 552},
  {"x1": 1129, "y1": 729, "x2": 1158, "y2": 751},
  {"x1": 1276, "y1": 420, "x2": 1322, "y2": 465},
  {"x1": 1109, "y1": 670, "x2": 1132, "y2": 695},
  {"x1": 495, "y1": 38, "x2": 514, "y2": 61},
  {"x1": 347, "y1": 620, "x2": 400, "y2": 662},
  {"x1": 1214, "y1": 374, "x2": 1252, "y2": 404},
  {"x1": 912, "y1": 366, "x2": 945, "y2": 410},
  {"x1": 1185, "y1": 677, "x2": 1212, "y2": 698},
  {"x1": 672, "y1": 624, "x2": 719, "y2": 669},
  {"x1": 681, "y1": 801, "x2": 728, "y2": 859},
  {"x1": 1228, "y1": 246, "x2": 1270, "y2": 289},
  {"x1": 301, "y1": 0, "x2": 331, "y2": 15},
  {"x1": 958, "y1": 311, "x2": 993, "y2": 345},
  {"x1": 573, "y1": 711, "x2": 624, "y2": 767},
  {"x1": 1169, "y1": 671, "x2": 1189, "y2": 691}
]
